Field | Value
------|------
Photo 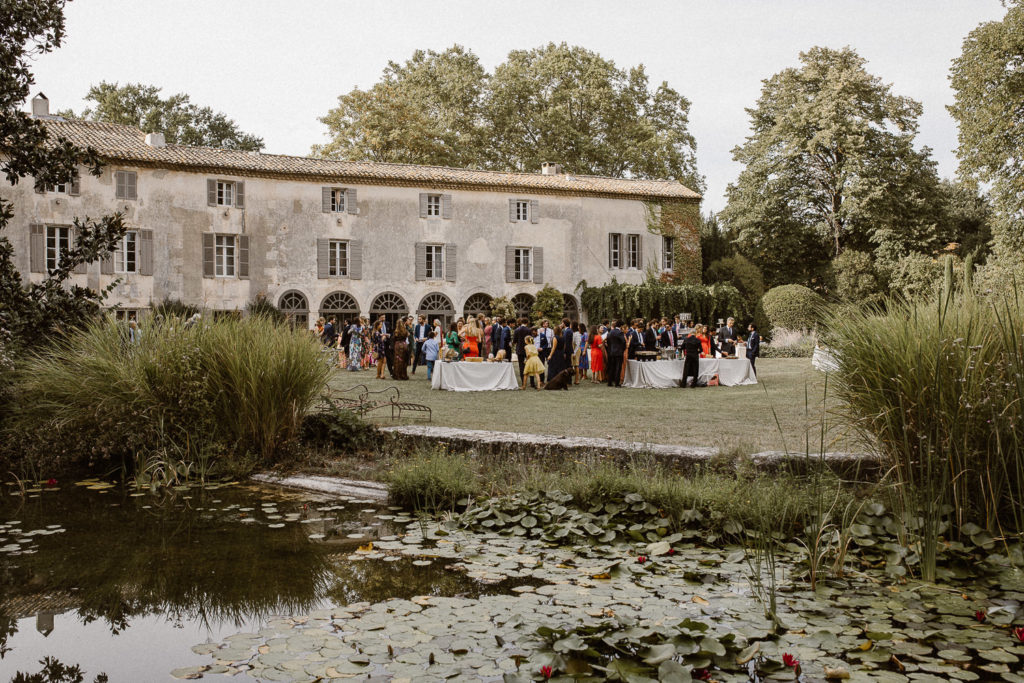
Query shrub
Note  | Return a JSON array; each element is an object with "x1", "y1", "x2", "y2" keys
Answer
[
  {"x1": 531, "y1": 285, "x2": 564, "y2": 322},
  {"x1": 301, "y1": 404, "x2": 376, "y2": 452},
  {"x1": 4, "y1": 315, "x2": 330, "y2": 475},
  {"x1": 886, "y1": 253, "x2": 947, "y2": 301},
  {"x1": 246, "y1": 293, "x2": 287, "y2": 325},
  {"x1": 705, "y1": 254, "x2": 765, "y2": 320},
  {"x1": 827, "y1": 292, "x2": 1024, "y2": 545},
  {"x1": 387, "y1": 450, "x2": 479, "y2": 511},
  {"x1": 489, "y1": 296, "x2": 516, "y2": 320},
  {"x1": 150, "y1": 297, "x2": 200, "y2": 319},
  {"x1": 760, "y1": 284, "x2": 826, "y2": 330},
  {"x1": 761, "y1": 328, "x2": 816, "y2": 358},
  {"x1": 832, "y1": 250, "x2": 883, "y2": 303}
]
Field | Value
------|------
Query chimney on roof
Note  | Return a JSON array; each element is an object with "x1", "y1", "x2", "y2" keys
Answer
[
  {"x1": 144, "y1": 132, "x2": 166, "y2": 148},
  {"x1": 31, "y1": 93, "x2": 49, "y2": 118},
  {"x1": 541, "y1": 162, "x2": 562, "y2": 176}
]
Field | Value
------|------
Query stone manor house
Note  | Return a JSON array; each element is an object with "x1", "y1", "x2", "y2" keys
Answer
[{"x1": 4, "y1": 94, "x2": 701, "y2": 330}]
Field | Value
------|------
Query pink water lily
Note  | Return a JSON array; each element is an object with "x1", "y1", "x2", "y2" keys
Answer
[
  {"x1": 540, "y1": 664, "x2": 553, "y2": 679},
  {"x1": 782, "y1": 653, "x2": 799, "y2": 668}
]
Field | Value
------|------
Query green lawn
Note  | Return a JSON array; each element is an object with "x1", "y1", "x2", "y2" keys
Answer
[{"x1": 327, "y1": 358, "x2": 863, "y2": 453}]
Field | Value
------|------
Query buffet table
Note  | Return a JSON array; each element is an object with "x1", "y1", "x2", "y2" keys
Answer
[
  {"x1": 623, "y1": 358, "x2": 757, "y2": 389},
  {"x1": 430, "y1": 361, "x2": 520, "y2": 391}
]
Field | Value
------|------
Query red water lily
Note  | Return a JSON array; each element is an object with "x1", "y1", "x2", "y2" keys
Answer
[
  {"x1": 693, "y1": 669, "x2": 712, "y2": 681},
  {"x1": 636, "y1": 555, "x2": 648, "y2": 564},
  {"x1": 782, "y1": 653, "x2": 799, "y2": 668},
  {"x1": 45, "y1": 478, "x2": 57, "y2": 486},
  {"x1": 540, "y1": 664, "x2": 553, "y2": 679},
  {"x1": 975, "y1": 610, "x2": 986, "y2": 622},
  {"x1": 1013, "y1": 626, "x2": 1024, "y2": 643}
]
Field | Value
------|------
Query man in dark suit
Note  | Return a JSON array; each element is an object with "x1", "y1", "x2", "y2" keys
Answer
[
  {"x1": 491, "y1": 316, "x2": 504, "y2": 357},
  {"x1": 322, "y1": 317, "x2": 336, "y2": 346},
  {"x1": 717, "y1": 317, "x2": 738, "y2": 357},
  {"x1": 643, "y1": 320, "x2": 658, "y2": 352},
  {"x1": 626, "y1": 320, "x2": 642, "y2": 360},
  {"x1": 746, "y1": 322, "x2": 761, "y2": 375},
  {"x1": 412, "y1": 315, "x2": 429, "y2": 374},
  {"x1": 497, "y1": 319, "x2": 512, "y2": 360},
  {"x1": 604, "y1": 320, "x2": 627, "y2": 387},
  {"x1": 513, "y1": 318, "x2": 534, "y2": 385},
  {"x1": 681, "y1": 330, "x2": 703, "y2": 387}
]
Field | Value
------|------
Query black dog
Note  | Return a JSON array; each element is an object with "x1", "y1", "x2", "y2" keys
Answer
[{"x1": 544, "y1": 368, "x2": 573, "y2": 391}]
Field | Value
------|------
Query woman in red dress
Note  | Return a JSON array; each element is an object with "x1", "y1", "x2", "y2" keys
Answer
[{"x1": 589, "y1": 324, "x2": 605, "y2": 383}]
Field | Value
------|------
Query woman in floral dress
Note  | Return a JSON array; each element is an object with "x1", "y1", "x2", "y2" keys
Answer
[{"x1": 347, "y1": 319, "x2": 364, "y2": 372}]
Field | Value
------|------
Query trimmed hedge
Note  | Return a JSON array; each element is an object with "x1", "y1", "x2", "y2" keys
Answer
[{"x1": 760, "y1": 285, "x2": 826, "y2": 330}]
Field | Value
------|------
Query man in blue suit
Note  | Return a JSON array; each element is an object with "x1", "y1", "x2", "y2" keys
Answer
[{"x1": 746, "y1": 323, "x2": 761, "y2": 375}]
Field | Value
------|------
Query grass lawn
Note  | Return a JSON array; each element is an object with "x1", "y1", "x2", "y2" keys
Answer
[{"x1": 327, "y1": 358, "x2": 864, "y2": 454}]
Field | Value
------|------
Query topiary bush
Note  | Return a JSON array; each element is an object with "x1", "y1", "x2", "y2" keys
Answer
[
  {"x1": 531, "y1": 285, "x2": 564, "y2": 322},
  {"x1": 760, "y1": 284, "x2": 826, "y2": 331}
]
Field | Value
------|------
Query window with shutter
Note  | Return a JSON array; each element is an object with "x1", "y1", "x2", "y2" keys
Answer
[
  {"x1": 139, "y1": 229, "x2": 154, "y2": 275},
  {"x1": 424, "y1": 244, "x2": 444, "y2": 279},
  {"x1": 207, "y1": 179, "x2": 217, "y2": 206},
  {"x1": 45, "y1": 226, "x2": 71, "y2": 272},
  {"x1": 216, "y1": 181, "x2": 233, "y2": 206},
  {"x1": 328, "y1": 240, "x2": 348, "y2": 276},
  {"x1": 29, "y1": 224, "x2": 45, "y2": 273},
  {"x1": 214, "y1": 235, "x2": 236, "y2": 277},
  {"x1": 425, "y1": 194, "x2": 441, "y2": 217},
  {"x1": 505, "y1": 246, "x2": 515, "y2": 282},
  {"x1": 345, "y1": 188, "x2": 357, "y2": 214},
  {"x1": 442, "y1": 194, "x2": 453, "y2": 220},
  {"x1": 530, "y1": 199, "x2": 539, "y2": 224},
  {"x1": 662, "y1": 236, "x2": 674, "y2": 271},
  {"x1": 513, "y1": 247, "x2": 533, "y2": 281},
  {"x1": 202, "y1": 233, "x2": 215, "y2": 278},
  {"x1": 238, "y1": 235, "x2": 249, "y2": 278},
  {"x1": 321, "y1": 187, "x2": 332, "y2": 213},
  {"x1": 414, "y1": 242, "x2": 427, "y2": 281},
  {"x1": 419, "y1": 193, "x2": 428, "y2": 218},
  {"x1": 609, "y1": 233, "x2": 622, "y2": 269},
  {"x1": 515, "y1": 200, "x2": 530, "y2": 222},
  {"x1": 69, "y1": 175, "x2": 81, "y2": 196},
  {"x1": 532, "y1": 247, "x2": 544, "y2": 284},
  {"x1": 234, "y1": 181, "x2": 245, "y2": 208},
  {"x1": 627, "y1": 234, "x2": 641, "y2": 269},
  {"x1": 349, "y1": 240, "x2": 363, "y2": 279},
  {"x1": 445, "y1": 243, "x2": 456, "y2": 282},
  {"x1": 114, "y1": 231, "x2": 138, "y2": 273},
  {"x1": 115, "y1": 171, "x2": 138, "y2": 200},
  {"x1": 330, "y1": 188, "x2": 345, "y2": 212}
]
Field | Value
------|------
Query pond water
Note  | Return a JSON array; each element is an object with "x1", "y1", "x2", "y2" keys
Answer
[{"x1": 0, "y1": 481, "x2": 506, "y2": 681}]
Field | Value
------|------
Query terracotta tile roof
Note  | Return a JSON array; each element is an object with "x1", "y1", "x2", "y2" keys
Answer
[{"x1": 41, "y1": 118, "x2": 700, "y2": 202}]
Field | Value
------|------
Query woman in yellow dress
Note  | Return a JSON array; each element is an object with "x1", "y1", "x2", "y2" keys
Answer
[{"x1": 522, "y1": 335, "x2": 545, "y2": 390}]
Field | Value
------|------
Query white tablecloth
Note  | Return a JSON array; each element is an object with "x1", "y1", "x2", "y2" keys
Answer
[
  {"x1": 623, "y1": 358, "x2": 757, "y2": 389},
  {"x1": 430, "y1": 361, "x2": 520, "y2": 391}
]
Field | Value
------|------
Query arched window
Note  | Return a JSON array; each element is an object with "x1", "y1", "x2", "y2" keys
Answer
[
  {"x1": 512, "y1": 293, "x2": 535, "y2": 320},
  {"x1": 319, "y1": 291, "x2": 360, "y2": 325},
  {"x1": 463, "y1": 293, "x2": 493, "y2": 319},
  {"x1": 278, "y1": 290, "x2": 309, "y2": 329},
  {"x1": 562, "y1": 293, "x2": 580, "y2": 322},
  {"x1": 419, "y1": 292, "x2": 456, "y2": 331},
  {"x1": 370, "y1": 292, "x2": 409, "y2": 333}
]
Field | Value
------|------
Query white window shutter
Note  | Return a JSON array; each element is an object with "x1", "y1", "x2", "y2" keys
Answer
[
  {"x1": 530, "y1": 200, "x2": 539, "y2": 224},
  {"x1": 533, "y1": 247, "x2": 544, "y2": 284},
  {"x1": 419, "y1": 193, "x2": 428, "y2": 218},
  {"x1": 234, "y1": 181, "x2": 245, "y2": 208},
  {"x1": 349, "y1": 240, "x2": 363, "y2": 279},
  {"x1": 508, "y1": 199, "x2": 517, "y2": 223},
  {"x1": 139, "y1": 229, "x2": 154, "y2": 275},
  {"x1": 442, "y1": 194, "x2": 453, "y2": 220},
  {"x1": 30, "y1": 224, "x2": 44, "y2": 272},
  {"x1": 206, "y1": 179, "x2": 217, "y2": 206},
  {"x1": 505, "y1": 246, "x2": 515, "y2": 282},
  {"x1": 445, "y1": 244, "x2": 456, "y2": 282},
  {"x1": 238, "y1": 235, "x2": 249, "y2": 278},
  {"x1": 414, "y1": 242, "x2": 427, "y2": 281},
  {"x1": 317, "y1": 239, "x2": 329, "y2": 278},
  {"x1": 202, "y1": 233, "x2": 215, "y2": 277},
  {"x1": 345, "y1": 188, "x2": 357, "y2": 214},
  {"x1": 322, "y1": 187, "x2": 332, "y2": 213}
]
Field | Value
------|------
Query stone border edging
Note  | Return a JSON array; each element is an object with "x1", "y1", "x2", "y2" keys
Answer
[{"x1": 252, "y1": 473, "x2": 388, "y2": 500}]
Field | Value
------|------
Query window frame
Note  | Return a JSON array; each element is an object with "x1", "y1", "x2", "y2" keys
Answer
[
  {"x1": 627, "y1": 234, "x2": 640, "y2": 269},
  {"x1": 610, "y1": 234, "x2": 622, "y2": 269},
  {"x1": 214, "y1": 234, "x2": 236, "y2": 277},
  {"x1": 513, "y1": 247, "x2": 533, "y2": 282},
  {"x1": 426, "y1": 194, "x2": 442, "y2": 218},
  {"x1": 216, "y1": 181, "x2": 234, "y2": 207},
  {"x1": 330, "y1": 188, "x2": 346, "y2": 213},
  {"x1": 424, "y1": 244, "x2": 445, "y2": 280},
  {"x1": 662, "y1": 236, "x2": 674, "y2": 271},
  {"x1": 45, "y1": 225, "x2": 71, "y2": 272},
  {"x1": 114, "y1": 230, "x2": 139, "y2": 274},
  {"x1": 515, "y1": 200, "x2": 530, "y2": 222},
  {"x1": 46, "y1": 183, "x2": 68, "y2": 194},
  {"x1": 328, "y1": 239, "x2": 349, "y2": 277}
]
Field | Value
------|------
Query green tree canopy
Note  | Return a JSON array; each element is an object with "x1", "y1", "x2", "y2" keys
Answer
[
  {"x1": 314, "y1": 43, "x2": 703, "y2": 190},
  {"x1": 66, "y1": 81, "x2": 263, "y2": 151},
  {"x1": 722, "y1": 46, "x2": 944, "y2": 285},
  {"x1": 949, "y1": 0, "x2": 1024, "y2": 255}
]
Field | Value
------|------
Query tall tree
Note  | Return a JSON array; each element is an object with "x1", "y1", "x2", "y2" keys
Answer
[
  {"x1": 722, "y1": 46, "x2": 943, "y2": 284},
  {"x1": 314, "y1": 43, "x2": 703, "y2": 189},
  {"x1": 313, "y1": 46, "x2": 487, "y2": 167},
  {"x1": 0, "y1": 2, "x2": 125, "y2": 345},
  {"x1": 949, "y1": 0, "x2": 1024, "y2": 255},
  {"x1": 68, "y1": 81, "x2": 263, "y2": 151}
]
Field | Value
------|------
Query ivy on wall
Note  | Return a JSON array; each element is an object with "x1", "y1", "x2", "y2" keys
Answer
[
  {"x1": 644, "y1": 200, "x2": 702, "y2": 285},
  {"x1": 577, "y1": 279, "x2": 746, "y2": 325}
]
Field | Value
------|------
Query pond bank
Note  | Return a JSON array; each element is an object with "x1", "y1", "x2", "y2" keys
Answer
[{"x1": 379, "y1": 425, "x2": 880, "y2": 478}]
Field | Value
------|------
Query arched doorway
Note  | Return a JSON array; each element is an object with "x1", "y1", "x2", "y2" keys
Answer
[
  {"x1": 419, "y1": 292, "x2": 455, "y2": 332},
  {"x1": 463, "y1": 292, "x2": 493, "y2": 320},
  {"x1": 278, "y1": 290, "x2": 309, "y2": 329},
  {"x1": 319, "y1": 291, "x2": 360, "y2": 327},
  {"x1": 562, "y1": 293, "x2": 580, "y2": 322},
  {"x1": 512, "y1": 293, "x2": 535, "y2": 321},
  {"x1": 370, "y1": 291, "x2": 409, "y2": 334}
]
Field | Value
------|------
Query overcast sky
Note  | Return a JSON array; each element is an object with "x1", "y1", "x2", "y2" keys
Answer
[{"x1": 29, "y1": 0, "x2": 1007, "y2": 212}]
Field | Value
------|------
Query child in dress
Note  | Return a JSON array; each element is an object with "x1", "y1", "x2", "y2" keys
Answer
[{"x1": 521, "y1": 335, "x2": 545, "y2": 390}]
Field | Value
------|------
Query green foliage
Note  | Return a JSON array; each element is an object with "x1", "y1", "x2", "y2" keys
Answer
[
  {"x1": 827, "y1": 291, "x2": 1024, "y2": 539},
  {"x1": 300, "y1": 403, "x2": 376, "y2": 453},
  {"x1": 831, "y1": 250, "x2": 883, "y2": 304},
  {"x1": 4, "y1": 315, "x2": 330, "y2": 475},
  {"x1": 651, "y1": 201, "x2": 702, "y2": 284},
  {"x1": 760, "y1": 285, "x2": 826, "y2": 331},
  {"x1": 489, "y1": 295, "x2": 516, "y2": 320},
  {"x1": 705, "y1": 253, "x2": 765, "y2": 319},
  {"x1": 0, "y1": 2, "x2": 126, "y2": 352},
  {"x1": 387, "y1": 450, "x2": 480, "y2": 512},
  {"x1": 71, "y1": 81, "x2": 263, "y2": 151},
  {"x1": 935, "y1": 179, "x2": 994, "y2": 261},
  {"x1": 531, "y1": 285, "x2": 564, "y2": 322},
  {"x1": 886, "y1": 252, "x2": 957, "y2": 301},
  {"x1": 949, "y1": 2, "x2": 1024, "y2": 255},
  {"x1": 698, "y1": 212, "x2": 735, "y2": 279},
  {"x1": 578, "y1": 279, "x2": 746, "y2": 325},
  {"x1": 723, "y1": 46, "x2": 944, "y2": 286},
  {"x1": 315, "y1": 43, "x2": 703, "y2": 189},
  {"x1": 246, "y1": 293, "x2": 287, "y2": 325},
  {"x1": 150, "y1": 297, "x2": 199, "y2": 319},
  {"x1": 11, "y1": 657, "x2": 108, "y2": 683}
]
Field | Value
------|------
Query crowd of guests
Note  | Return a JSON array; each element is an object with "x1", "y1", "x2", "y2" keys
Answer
[{"x1": 312, "y1": 312, "x2": 760, "y2": 389}]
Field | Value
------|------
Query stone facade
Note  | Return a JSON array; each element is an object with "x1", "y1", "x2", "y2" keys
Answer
[{"x1": 2, "y1": 115, "x2": 700, "y2": 327}]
